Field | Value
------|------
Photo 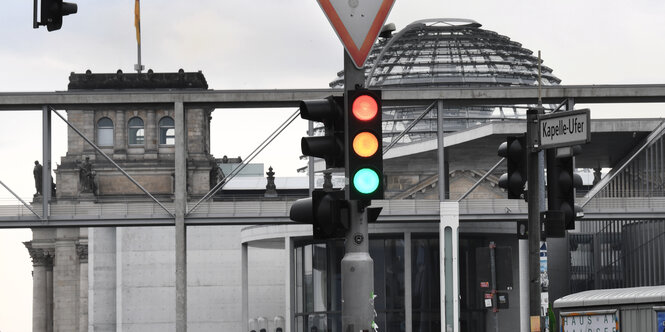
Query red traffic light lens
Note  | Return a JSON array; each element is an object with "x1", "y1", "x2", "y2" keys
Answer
[
  {"x1": 352, "y1": 132, "x2": 379, "y2": 157},
  {"x1": 352, "y1": 95, "x2": 378, "y2": 121}
]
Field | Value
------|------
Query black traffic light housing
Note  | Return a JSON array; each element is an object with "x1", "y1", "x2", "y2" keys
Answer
[
  {"x1": 299, "y1": 96, "x2": 345, "y2": 169},
  {"x1": 497, "y1": 135, "x2": 527, "y2": 199},
  {"x1": 289, "y1": 189, "x2": 349, "y2": 240},
  {"x1": 37, "y1": 0, "x2": 78, "y2": 31},
  {"x1": 546, "y1": 147, "x2": 584, "y2": 230},
  {"x1": 347, "y1": 89, "x2": 383, "y2": 201}
]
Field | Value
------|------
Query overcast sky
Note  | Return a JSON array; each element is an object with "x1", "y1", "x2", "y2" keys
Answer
[{"x1": 1, "y1": 0, "x2": 665, "y2": 330}]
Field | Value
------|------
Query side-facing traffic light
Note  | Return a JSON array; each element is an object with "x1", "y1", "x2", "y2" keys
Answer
[
  {"x1": 546, "y1": 148, "x2": 583, "y2": 230},
  {"x1": 289, "y1": 189, "x2": 349, "y2": 240},
  {"x1": 40, "y1": 0, "x2": 78, "y2": 31},
  {"x1": 497, "y1": 135, "x2": 527, "y2": 199},
  {"x1": 347, "y1": 89, "x2": 383, "y2": 200},
  {"x1": 299, "y1": 96, "x2": 345, "y2": 169}
]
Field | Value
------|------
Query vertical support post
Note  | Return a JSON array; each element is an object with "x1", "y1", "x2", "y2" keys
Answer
[
  {"x1": 440, "y1": 201, "x2": 459, "y2": 332},
  {"x1": 404, "y1": 232, "x2": 412, "y2": 332},
  {"x1": 42, "y1": 106, "x2": 52, "y2": 219},
  {"x1": 519, "y1": 234, "x2": 529, "y2": 332},
  {"x1": 174, "y1": 100, "x2": 187, "y2": 332},
  {"x1": 308, "y1": 121, "x2": 315, "y2": 194},
  {"x1": 341, "y1": 51, "x2": 374, "y2": 332},
  {"x1": 241, "y1": 242, "x2": 249, "y2": 332},
  {"x1": 527, "y1": 108, "x2": 544, "y2": 331},
  {"x1": 437, "y1": 100, "x2": 446, "y2": 200},
  {"x1": 285, "y1": 236, "x2": 295, "y2": 332}
]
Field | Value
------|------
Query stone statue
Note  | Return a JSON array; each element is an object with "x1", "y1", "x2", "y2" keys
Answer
[
  {"x1": 33, "y1": 161, "x2": 43, "y2": 195},
  {"x1": 79, "y1": 157, "x2": 96, "y2": 194},
  {"x1": 265, "y1": 166, "x2": 277, "y2": 198}
]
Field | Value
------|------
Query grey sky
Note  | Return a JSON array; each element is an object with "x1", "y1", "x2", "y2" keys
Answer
[{"x1": 1, "y1": 0, "x2": 665, "y2": 330}]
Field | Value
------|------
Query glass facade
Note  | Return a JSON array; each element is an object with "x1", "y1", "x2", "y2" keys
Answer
[
  {"x1": 294, "y1": 235, "x2": 440, "y2": 332},
  {"x1": 411, "y1": 237, "x2": 440, "y2": 332}
]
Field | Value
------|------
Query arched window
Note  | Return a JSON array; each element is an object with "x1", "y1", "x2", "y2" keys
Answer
[
  {"x1": 159, "y1": 116, "x2": 175, "y2": 145},
  {"x1": 128, "y1": 117, "x2": 145, "y2": 145},
  {"x1": 97, "y1": 117, "x2": 114, "y2": 146}
]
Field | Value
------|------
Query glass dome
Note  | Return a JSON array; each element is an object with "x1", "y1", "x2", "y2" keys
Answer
[{"x1": 328, "y1": 18, "x2": 561, "y2": 146}]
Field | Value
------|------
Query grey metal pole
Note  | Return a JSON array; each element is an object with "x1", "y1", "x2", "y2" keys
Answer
[
  {"x1": 527, "y1": 107, "x2": 544, "y2": 331},
  {"x1": 438, "y1": 100, "x2": 445, "y2": 200},
  {"x1": 42, "y1": 105, "x2": 51, "y2": 219},
  {"x1": 174, "y1": 100, "x2": 187, "y2": 332},
  {"x1": 341, "y1": 51, "x2": 375, "y2": 332},
  {"x1": 342, "y1": 200, "x2": 374, "y2": 331},
  {"x1": 519, "y1": 236, "x2": 529, "y2": 332},
  {"x1": 308, "y1": 120, "x2": 315, "y2": 194}
]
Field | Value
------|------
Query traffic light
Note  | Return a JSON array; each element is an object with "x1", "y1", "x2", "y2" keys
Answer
[
  {"x1": 546, "y1": 148, "x2": 583, "y2": 230},
  {"x1": 39, "y1": 0, "x2": 78, "y2": 31},
  {"x1": 289, "y1": 189, "x2": 349, "y2": 239},
  {"x1": 497, "y1": 135, "x2": 527, "y2": 199},
  {"x1": 347, "y1": 89, "x2": 383, "y2": 200},
  {"x1": 299, "y1": 96, "x2": 345, "y2": 169}
]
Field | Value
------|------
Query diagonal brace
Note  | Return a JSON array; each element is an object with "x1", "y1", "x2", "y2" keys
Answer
[{"x1": 50, "y1": 107, "x2": 174, "y2": 217}]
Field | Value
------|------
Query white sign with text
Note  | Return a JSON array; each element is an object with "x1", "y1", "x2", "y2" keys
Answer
[{"x1": 539, "y1": 109, "x2": 591, "y2": 149}]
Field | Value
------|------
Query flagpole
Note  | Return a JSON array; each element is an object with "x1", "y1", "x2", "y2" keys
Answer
[{"x1": 134, "y1": 0, "x2": 144, "y2": 74}]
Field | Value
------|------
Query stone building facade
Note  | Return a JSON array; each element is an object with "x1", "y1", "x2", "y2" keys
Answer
[{"x1": 24, "y1": 70, "x2": 218, "y2": 332}]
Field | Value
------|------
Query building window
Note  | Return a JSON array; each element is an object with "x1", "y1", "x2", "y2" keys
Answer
[
  {"x1": 159, "y1": 116, "x2": 175, "y2": 145},
  {"x1": 97, "y1": 117, "x2": 114, "y2": 146},
  {"x1": 128, "y1": 117, "x2": 144, "y2": 145}
]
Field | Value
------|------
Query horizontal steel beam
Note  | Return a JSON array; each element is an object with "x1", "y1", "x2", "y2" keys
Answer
[
  {"x1": 2, "y1": 211, "x2": 663, "y2": 228},
  {"x1": 3, "y1": 84, "x2": 665, "y2": 111}
]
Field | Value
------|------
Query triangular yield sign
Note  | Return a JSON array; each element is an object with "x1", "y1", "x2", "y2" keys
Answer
[{"x1": 317, "y1": 0, "x2": 395, "y2": 69}]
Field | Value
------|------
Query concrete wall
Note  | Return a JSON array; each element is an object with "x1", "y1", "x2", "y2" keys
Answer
[{"x1": 88, "y1": 225, "x2": 285, "y2": 331}]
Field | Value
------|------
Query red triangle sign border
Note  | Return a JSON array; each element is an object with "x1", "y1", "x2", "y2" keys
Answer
[{"x1": 318, "y1": 0, "x2": 395, "y2": 69}]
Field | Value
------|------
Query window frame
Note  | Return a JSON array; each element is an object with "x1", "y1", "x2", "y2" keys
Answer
[
  {"x1": 97, "y1": 117, "x2": 114, "y2": 147},
  {"x1": 158, "y1": 116, "x2": 175, "y2": 145},
  {"x1": 128, "y1": 116, "x2": 145, "y2": 145}
]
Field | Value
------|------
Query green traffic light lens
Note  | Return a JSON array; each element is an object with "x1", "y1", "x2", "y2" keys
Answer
[{"x1": 353, "y1": 168, "x2": 380, "y2": 194}]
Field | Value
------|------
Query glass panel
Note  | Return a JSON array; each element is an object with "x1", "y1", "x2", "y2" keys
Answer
[
  {"x1": 128, "y1": 117, "x2": 144, "y2": 145},
  {"x1": 385, "y1": 239, "x2": 405, "y2": 311},
  {"x1": 307, "y1": 314, "x2": 328, "y2": 332},
  {"x1": 159, "y1": 117, "x2": 175, "y2": 145},
  {"x1": 412, "y1": 238, "x2": 441, "y2": 332},
  {"x1": 296, "y1": 246, "x2": 303, "y2": 313},
  {"x1": 98, "y1": 117, "x2": 113, "y2": 127},
  {"x1": 304, "y1": 245, "x2": 313, "y2": 313},
  {"x1": 97, "y1": 128, "x2": 113, "y2": 146},
  {"x1": 97, "y1": 118, "x2": 114, "y2": 146},
  {"x1": 160, "y1": 128, "x2": 175, "y2": 145},
  {"x1": 330, "y1": 240, "x2": 344, "y2": 311},
  {"x1": 129, "y1": 128, "x2": 144, "y2": 145},
  {"x1": 312, "y1": 244, "x2": 327, "y2": 312}
]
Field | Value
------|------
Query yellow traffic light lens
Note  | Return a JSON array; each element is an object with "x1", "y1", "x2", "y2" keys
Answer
[
  {"x1": 352, "y1": 132, "x2": 379, "y2": 157},
  {"x1": 352, "y1": 95, "x2": 378, "y2": 121}
]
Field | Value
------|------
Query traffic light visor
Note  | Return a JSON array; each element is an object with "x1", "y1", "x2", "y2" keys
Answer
[
  {"x1": 352, "y1": 95, "x2": 378, "y2": 121},
  {"x1": 352, "y1": 132, "x2": 379, "y2": 157},
  {"x1": 353, "y1": 168, "x2": 380, "y2": 194}
]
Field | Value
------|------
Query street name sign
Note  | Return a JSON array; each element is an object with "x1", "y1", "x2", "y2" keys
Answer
[
  {"x1": 317, "y1": 0, "x2": 395, "y2": 68},
  {"x1": 539, "y1": 109, "x2": 591, "y2": 149}
]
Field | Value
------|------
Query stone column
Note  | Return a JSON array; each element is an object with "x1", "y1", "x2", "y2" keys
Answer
[
  {"x1": 145, "y1": 109, "x2": 158, "y2": 158},
  {"x1": 76, "y1": 243, "x2": 88, "y2": 332},
  {"x1": 53, "y1": 229, "x2": 80, "y2": 332},
  {"x1": 114, "y1": 110, "x2": 126, "y2": 159},
  {"x1": 25, "y1": 242, "x2": 54, "y2": 332}
]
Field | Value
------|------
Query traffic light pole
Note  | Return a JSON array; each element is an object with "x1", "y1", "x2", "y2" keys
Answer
[
  {"x1": 526, "y1": 107, "x2": 544, "y2": 331},
  {"x1": 342, "y1": 52, "x2": 375, "y2": 331},
  {"x1": 342, "y1": 200, "x2": 375, "y2": 330}
]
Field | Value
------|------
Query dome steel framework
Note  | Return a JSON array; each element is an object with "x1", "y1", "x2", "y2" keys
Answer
[{"x1": 328, "y1": 18, "x2": 561, "y2": 146}]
